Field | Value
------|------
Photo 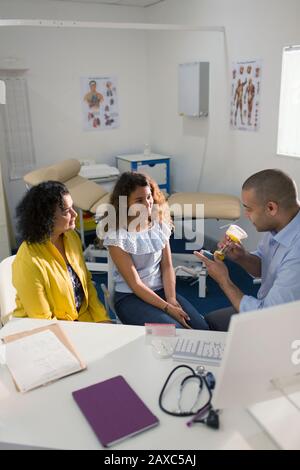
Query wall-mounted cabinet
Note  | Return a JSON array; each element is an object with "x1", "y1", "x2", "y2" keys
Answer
[{"x1": 178, "y1": 62, "x2": 209, "y2": 117}]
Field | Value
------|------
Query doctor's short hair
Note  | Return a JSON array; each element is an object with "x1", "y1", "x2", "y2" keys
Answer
[
  {"x1": 16, "y1": 181, "x2": 69, "y2": 244},
  {"x1": 242, "y1": 169, "x2": 298, "y2": 209}
]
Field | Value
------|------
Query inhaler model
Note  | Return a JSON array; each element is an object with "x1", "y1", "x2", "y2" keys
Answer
[
  {"x1": 202, "y1": 224, "x2": 248, "y2": 261},
  {"x1": 214, "y1": 224, "x2": 248, "y2": 260}
]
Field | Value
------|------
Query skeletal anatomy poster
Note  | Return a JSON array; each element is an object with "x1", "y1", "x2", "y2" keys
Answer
[
  {"x1": 81, "y1": 76, "x2": 119, "y2": 131},
  {"x1": 230, "y1": 60, "x2": 262, "y2": 132}
]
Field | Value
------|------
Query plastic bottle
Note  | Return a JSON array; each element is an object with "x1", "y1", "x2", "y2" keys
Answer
[
  {"x1": 144, "y1": 144, "x2": 151, "y2": 157},
  {"x1": 214, "y1": 224, "x2": 248, "y2": 260}
]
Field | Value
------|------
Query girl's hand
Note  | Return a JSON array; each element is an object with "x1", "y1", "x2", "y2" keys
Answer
[
  {"x1": 166, "y1": 304, "x2": 192, "y2": 329},
  {"x1": 166, "y1": 297, "x2": 181, "y2": 308}
]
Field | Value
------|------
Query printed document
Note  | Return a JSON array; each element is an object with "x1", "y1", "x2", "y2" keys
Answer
[{"x1": 6, "y1": 329, "x2": 82, "y2": 392}]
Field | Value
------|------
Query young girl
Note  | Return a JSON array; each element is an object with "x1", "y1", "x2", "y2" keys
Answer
[{"x1": 103, "y1": 172, "x2": 208, "y2": 329}]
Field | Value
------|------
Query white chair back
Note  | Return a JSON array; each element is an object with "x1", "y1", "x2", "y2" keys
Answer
[
  {"x1": 0, "y1": 255, "x2": 16, "y2": 325},
  {"x1": 101, "y1": 252, "x2": 121, "y2": 324},
  {"x1": 107, "y1": 252, "x2": 115, "y2": 297}
]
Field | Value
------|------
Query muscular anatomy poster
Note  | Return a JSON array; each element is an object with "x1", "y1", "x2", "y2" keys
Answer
[
  {"x1": 81, "y1": 76, "x2": 119, "y2": 131},
  {"x1": 230, "y1": 60, "x2": 262, "y2": 132}
]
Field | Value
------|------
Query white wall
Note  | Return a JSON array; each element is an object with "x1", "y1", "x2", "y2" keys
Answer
[
  {"x1": 0, "y1": 0, "x2": 147, "y2": 22},
  {"x1": 0, "y1": 0, "x2": 149, "y2": 238},
  {"x1": 147, "y1": 30, "x2": 227, "y2": 193},
  {"x1": 4, "y1": 27, "x2": 150, "y2": 164},
  {"x1": 2, "y1": 0, "x2": 300, "y2": 249},
  {"x1": 146, "y1": 0, "x2": 300, "y2": 249}
]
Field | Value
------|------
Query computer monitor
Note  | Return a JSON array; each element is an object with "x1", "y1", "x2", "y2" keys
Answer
[{"x1": 212, "y1": 300, "x2": 300, "y2": 410}]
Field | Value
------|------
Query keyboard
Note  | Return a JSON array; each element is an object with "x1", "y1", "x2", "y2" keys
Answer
[{"x1": 172, "y1": 337, "x2": 226, "y2": 367}]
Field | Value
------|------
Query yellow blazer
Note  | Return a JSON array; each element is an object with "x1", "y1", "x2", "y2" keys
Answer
[{"x1": 12, "y1": 230, "x2": 109, "y2": 322}]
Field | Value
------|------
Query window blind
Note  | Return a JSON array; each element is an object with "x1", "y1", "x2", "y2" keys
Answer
[{"x1": 277, "y1": 46, "x2": 300, "y2": 158}]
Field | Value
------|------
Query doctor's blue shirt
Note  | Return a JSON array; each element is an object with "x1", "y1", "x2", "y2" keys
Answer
[{"x1": 240, "y1": 209, "x2": 300, "y2": 312}]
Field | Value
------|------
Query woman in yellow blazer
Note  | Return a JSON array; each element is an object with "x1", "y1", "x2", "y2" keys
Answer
[{"x1": 12, "y1": 181, "x2": 109, "y2": 323}]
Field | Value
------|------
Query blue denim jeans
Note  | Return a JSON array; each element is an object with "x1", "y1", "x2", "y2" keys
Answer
[{"x1": 114, "y1": 288, "x2": 209, "y2": 330}]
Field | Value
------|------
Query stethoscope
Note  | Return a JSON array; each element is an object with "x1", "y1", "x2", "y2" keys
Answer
[{"x1": 158, "y1": 364, "x2": 220, "y2": 429}]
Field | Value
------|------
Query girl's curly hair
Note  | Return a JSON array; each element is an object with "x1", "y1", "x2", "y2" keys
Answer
[
  {"x1": 108, "y1": 172, "x2": 172, "y2": 230},
  {"x1": 16, "y1": 181, "x2": 69, "y2": 244}
]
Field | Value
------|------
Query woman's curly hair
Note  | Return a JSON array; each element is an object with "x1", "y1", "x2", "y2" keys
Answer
[{"x1": 16, "y1": 181, "x2": 69, "y2": 244}]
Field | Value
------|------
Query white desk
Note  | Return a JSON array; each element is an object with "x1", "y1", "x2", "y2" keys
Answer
[{"x1": 0, "y1": 320, "x2": 276, "y2": 450}]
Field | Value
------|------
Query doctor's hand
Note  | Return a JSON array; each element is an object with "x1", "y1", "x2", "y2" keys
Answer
[
  {"x1": 193, "y1": 250, "x2": 230, "y2": 286},
  {"x1": 166, "y1": 304, "x2": 192, "y2": 329},
  {"x1": 218, "y1": 235, "x2": 247, "y2": 263}
]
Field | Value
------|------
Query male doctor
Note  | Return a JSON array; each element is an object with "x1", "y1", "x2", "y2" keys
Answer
[{"x1": 194, "y1": 169, "x2": 300, "y2": 331}]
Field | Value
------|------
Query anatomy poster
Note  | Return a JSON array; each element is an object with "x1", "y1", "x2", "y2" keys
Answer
[
  {"x1": 81, "y1": 76, "x2": 120, "y2": 131},
  {"x1": 230, "y1": 60, "x2": 262, "y2": 132}
]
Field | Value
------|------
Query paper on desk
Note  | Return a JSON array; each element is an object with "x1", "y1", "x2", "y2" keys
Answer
[
  {"x1": 221, "y1": 432, "x2": 253, "y2": 450},
  {"x1": 0, "y1": 342, "x2": 6, "y2": 364},
  {"x1": 0, "y1": 380, "x2": 10, "y2": 400},
  {"x1": 5, "y1": 330, "x2": 82, "y2": 393},
  {"x1": 250, "y1": 397, "x2": 300, "y2": 450}
]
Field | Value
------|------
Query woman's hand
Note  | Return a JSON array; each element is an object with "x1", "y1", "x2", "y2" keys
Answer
[{"x1": 166, "y1": 303, "x2": 192, "y2": 329}]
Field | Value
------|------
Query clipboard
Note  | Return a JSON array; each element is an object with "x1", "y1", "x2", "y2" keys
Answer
[{"x1": 3, "y1": 323, "x2": 86, "y2": 392}]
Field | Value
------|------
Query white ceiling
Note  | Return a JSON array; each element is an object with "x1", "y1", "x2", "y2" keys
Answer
[{"x1": 49, "y1": 0, "x2": 165, "y2": 7}]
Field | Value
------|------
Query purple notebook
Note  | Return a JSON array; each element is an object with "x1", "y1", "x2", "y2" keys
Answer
[{"x1": 72, "y1": 375, "x2": 159, "y2": 447}]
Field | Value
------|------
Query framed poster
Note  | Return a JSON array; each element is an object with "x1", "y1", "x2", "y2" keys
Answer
[
  {"x1": 230, "y1": 60, "x2": 262, "y2": 132},
  {"x1": 81, "y1": 76, "x2": 119, "y2": 131}
]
